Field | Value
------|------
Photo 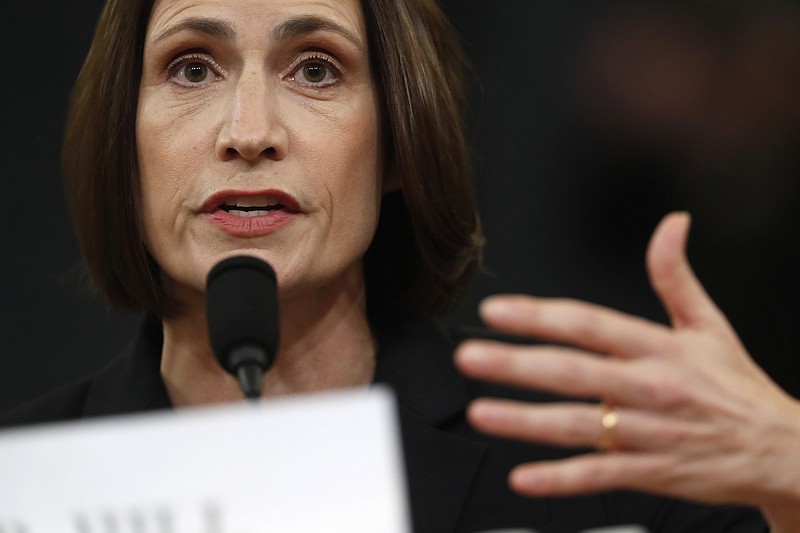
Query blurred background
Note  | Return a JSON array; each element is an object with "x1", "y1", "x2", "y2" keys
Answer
[{"x1": 1, "y1": 0, "x2": 798, "y2": 411}]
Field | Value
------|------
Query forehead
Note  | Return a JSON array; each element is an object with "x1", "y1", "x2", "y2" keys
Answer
[{"x1": 146, "y1": 0, "x2": 367, "y2": 42}]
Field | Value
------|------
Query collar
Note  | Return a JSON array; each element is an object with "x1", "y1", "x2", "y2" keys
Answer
[
  {"x1": 373, "y1": 315, "x2": 473, "y2": 425},
  {"x1": 82, "y1": 316, "x2": 171, "y2": 417},
  {"x1": 83, "y1": 314, "x2": 489, "y2": 532},
  {"x1": 81, "y1": 314, "x2": 474, "y2": 422},
  {"x1": 373, "y1": 315, "x2": 489, "y2": 532}
]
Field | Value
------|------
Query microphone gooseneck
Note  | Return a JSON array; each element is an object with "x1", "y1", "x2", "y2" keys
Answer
[{"x1": 206, "y1": 256, "x2": 280, "y2": 400}]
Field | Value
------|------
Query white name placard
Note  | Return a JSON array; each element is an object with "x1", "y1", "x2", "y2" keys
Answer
[{"x1": 0, "y1": 387, "x2": 410, "y2": 533}]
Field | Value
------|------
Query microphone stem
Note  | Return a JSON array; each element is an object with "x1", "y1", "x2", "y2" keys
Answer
[{"x1": 237, "y1": 363, "x2": 263, "y2": 401}]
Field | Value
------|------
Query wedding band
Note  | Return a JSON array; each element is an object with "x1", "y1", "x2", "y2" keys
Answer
[{"x1": 596, "y1": 403, "x2": 619, "y2": 451}]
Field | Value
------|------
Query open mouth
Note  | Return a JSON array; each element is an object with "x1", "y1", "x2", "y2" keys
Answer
[{"x1": 218, "y1": 195, "x2": 286, "y2": 217}]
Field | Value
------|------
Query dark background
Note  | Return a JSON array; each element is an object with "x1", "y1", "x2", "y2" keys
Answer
[{"x1": 2, "y1": 1, "x2": 799, "y2": 411}]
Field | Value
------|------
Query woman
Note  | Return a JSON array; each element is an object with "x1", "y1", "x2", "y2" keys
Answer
[
  {"x1": 2, "y1": 0, "x2": 798, "y2": 531},
  {"x1": 62, "y1": 0, "x2": 480, "y2": 403}
]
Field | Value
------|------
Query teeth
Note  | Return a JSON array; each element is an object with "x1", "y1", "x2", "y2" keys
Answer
[
  {"x1": 229, "y1": 195, "x2": 280, "y2": 208},
  {"x1": 217, "y1": 195, "x2": 288, "y2": 217},
  {"x1": 227, "y1": 209, "x2": 272, "y2": 218},
  {"x1": 219, "y1": 194, "x2": 285, "y2": 218}
]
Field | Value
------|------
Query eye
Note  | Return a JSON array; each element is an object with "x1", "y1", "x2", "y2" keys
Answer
[
  {"x1": 183, "y1": 63, "x2": 210, "y2": 83},
  {"x1": 302, "y1": 63, "x2": 329, "y2": 84},
  {"x1": 287, "y1": 52, "x2": 341, "y2": 88},
  {"x1": 166, "y1": 52, "x2": 225, "y2": 86}
]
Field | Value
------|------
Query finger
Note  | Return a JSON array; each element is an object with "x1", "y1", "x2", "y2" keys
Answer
[
  {"x1": 508, "y1": 453, "x2": 677, "y2": 498},
  {"x1": 508, "y1": 451, "x2": 737, "y2": 506},
  {"x1": 467, "y1": 400, "x2": 605, "y2": 449},
  {"x1": 468, "y1": 399, "x2": 705, "y2": 452},
  {"x1": 456, "y1": 342, "x2": 621, "y2": 400},
  {"x1": 456, "y1": 341, "x2": 658, "y2": 406},
  {"x1": 645, "y1": 212, "x2": 728, "y2": 330},
  {"x1": 479, "y1": 295, "x2": 671, "y2": 358}
]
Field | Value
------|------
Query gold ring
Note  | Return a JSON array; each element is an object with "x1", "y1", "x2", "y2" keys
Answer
[{"x1": 596, "y1": 403, "x2": 619, "y2": 451}]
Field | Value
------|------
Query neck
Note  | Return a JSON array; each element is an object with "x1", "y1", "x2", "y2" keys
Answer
[{"x1": 159, "y1": 271, "x2": 376, "y2": 407}]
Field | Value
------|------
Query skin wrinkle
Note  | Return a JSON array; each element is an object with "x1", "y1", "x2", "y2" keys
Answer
[
  {"x1": 153, "y1": 16, "x2": 238, "y2": 44},
  {"x1": 149, "y1": 1, "x2": 366, "y2": 51},
  {"x1": 152, "y1": 7, "x2": 365, "y2": 50},
  {"x1": 138, "y1": 0, "x2": 381, "y2": 404},
  {"x1": 270, "y1": 15, "x2": 364, "y2": 50}
]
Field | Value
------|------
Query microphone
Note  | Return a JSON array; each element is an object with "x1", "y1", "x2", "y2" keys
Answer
[{"x1": 206, "y1": 256, "x2": 280, "y2": 400}]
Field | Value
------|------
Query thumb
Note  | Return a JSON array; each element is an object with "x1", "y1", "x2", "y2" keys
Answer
[{"x1": 646, "y1": 212, "x2": 725, "y2": 329}]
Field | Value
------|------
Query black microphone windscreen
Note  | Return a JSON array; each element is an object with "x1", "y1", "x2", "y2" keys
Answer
[{"x1": 206, "y1": 256, "x2": 279, "y2": 374}]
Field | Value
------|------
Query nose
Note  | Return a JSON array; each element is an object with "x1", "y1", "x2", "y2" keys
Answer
[{"x1": 216, "y1": 70, "x2": 288, "y2": 163}]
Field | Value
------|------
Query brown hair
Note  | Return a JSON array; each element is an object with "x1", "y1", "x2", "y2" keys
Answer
[{"x1": 63, "y1": 0, "x2": 482, "y2": 318}]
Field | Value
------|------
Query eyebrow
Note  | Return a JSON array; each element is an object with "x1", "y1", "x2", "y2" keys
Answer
[
  {"x1": 152, "y1": 17, "x2": 236, "y2": 44},
  {"x1": 151, "y1": 15, "x2": 363, "y2": 50},
  {"x1": 270, "y1": 15, "x2": 363, "y2": 50}
]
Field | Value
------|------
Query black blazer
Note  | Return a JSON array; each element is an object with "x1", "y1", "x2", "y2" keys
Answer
[{"x1": 0, "y1": 315, "x2": 767, "y2": 533}]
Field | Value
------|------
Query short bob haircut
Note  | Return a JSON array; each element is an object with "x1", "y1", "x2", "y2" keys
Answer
[{"x1": 63, "y1": 0, "x2": 483, "y2": 319}]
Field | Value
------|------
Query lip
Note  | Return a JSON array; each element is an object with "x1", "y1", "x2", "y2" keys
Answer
[{"x1": 202, "y1": 189, "x2": 301, "y2": 238}]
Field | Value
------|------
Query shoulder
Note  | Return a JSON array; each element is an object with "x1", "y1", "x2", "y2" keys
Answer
[
  {"x1": 374, "y1": 316, "x2": 768, "y2": 532},
  {"x1": 0, "y1": 378, "x2": 94, "y2": 430},
  {"x1": 0, "y1": 317, "x2": 170, "y2": 431},
  {"x1": 374, "y1": 314, "x2": 564, "y2": 420}
]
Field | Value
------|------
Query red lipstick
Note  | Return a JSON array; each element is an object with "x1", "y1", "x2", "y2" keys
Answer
[{"x1": 203, "y1": 190, "x2": 300, "y2": 238}]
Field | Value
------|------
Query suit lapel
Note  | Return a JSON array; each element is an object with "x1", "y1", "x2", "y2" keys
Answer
[
  {"x1": 85, "y1": 314, "x2": 492, "y2": 531},
  {"x1": 374, "y1": 315, "x2": 488, "y2": 532},
  {"x1": 398, "y1": 404, "x2": 486, "y2": 533},
  {"x1": 82, "y1": 317, "x2": 172, "y2": 417}
]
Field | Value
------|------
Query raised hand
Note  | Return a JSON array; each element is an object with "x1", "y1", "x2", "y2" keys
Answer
[{"x1": 455, "y1": 212, "x2": 800, "y2": 531}]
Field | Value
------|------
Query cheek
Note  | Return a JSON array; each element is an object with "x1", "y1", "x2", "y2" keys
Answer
[
  {"x1": 138, "y1": 140, "x2": 178, "y2": 241},
  {"x1": 328, "y1": 114, "x2": 382, "y2": 234},
  {"x1": 137, "y1": 103, "x2": 210, "y2": 235}
]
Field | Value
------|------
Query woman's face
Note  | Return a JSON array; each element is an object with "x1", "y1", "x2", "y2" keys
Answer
[{"x1": 137, "y1": 0, "x2": 382, "y2": 306}]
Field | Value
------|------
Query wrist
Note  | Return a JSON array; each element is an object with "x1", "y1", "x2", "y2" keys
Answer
[{"x1": 754, "y1": 396, "x2": 800, "y2": 532}]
